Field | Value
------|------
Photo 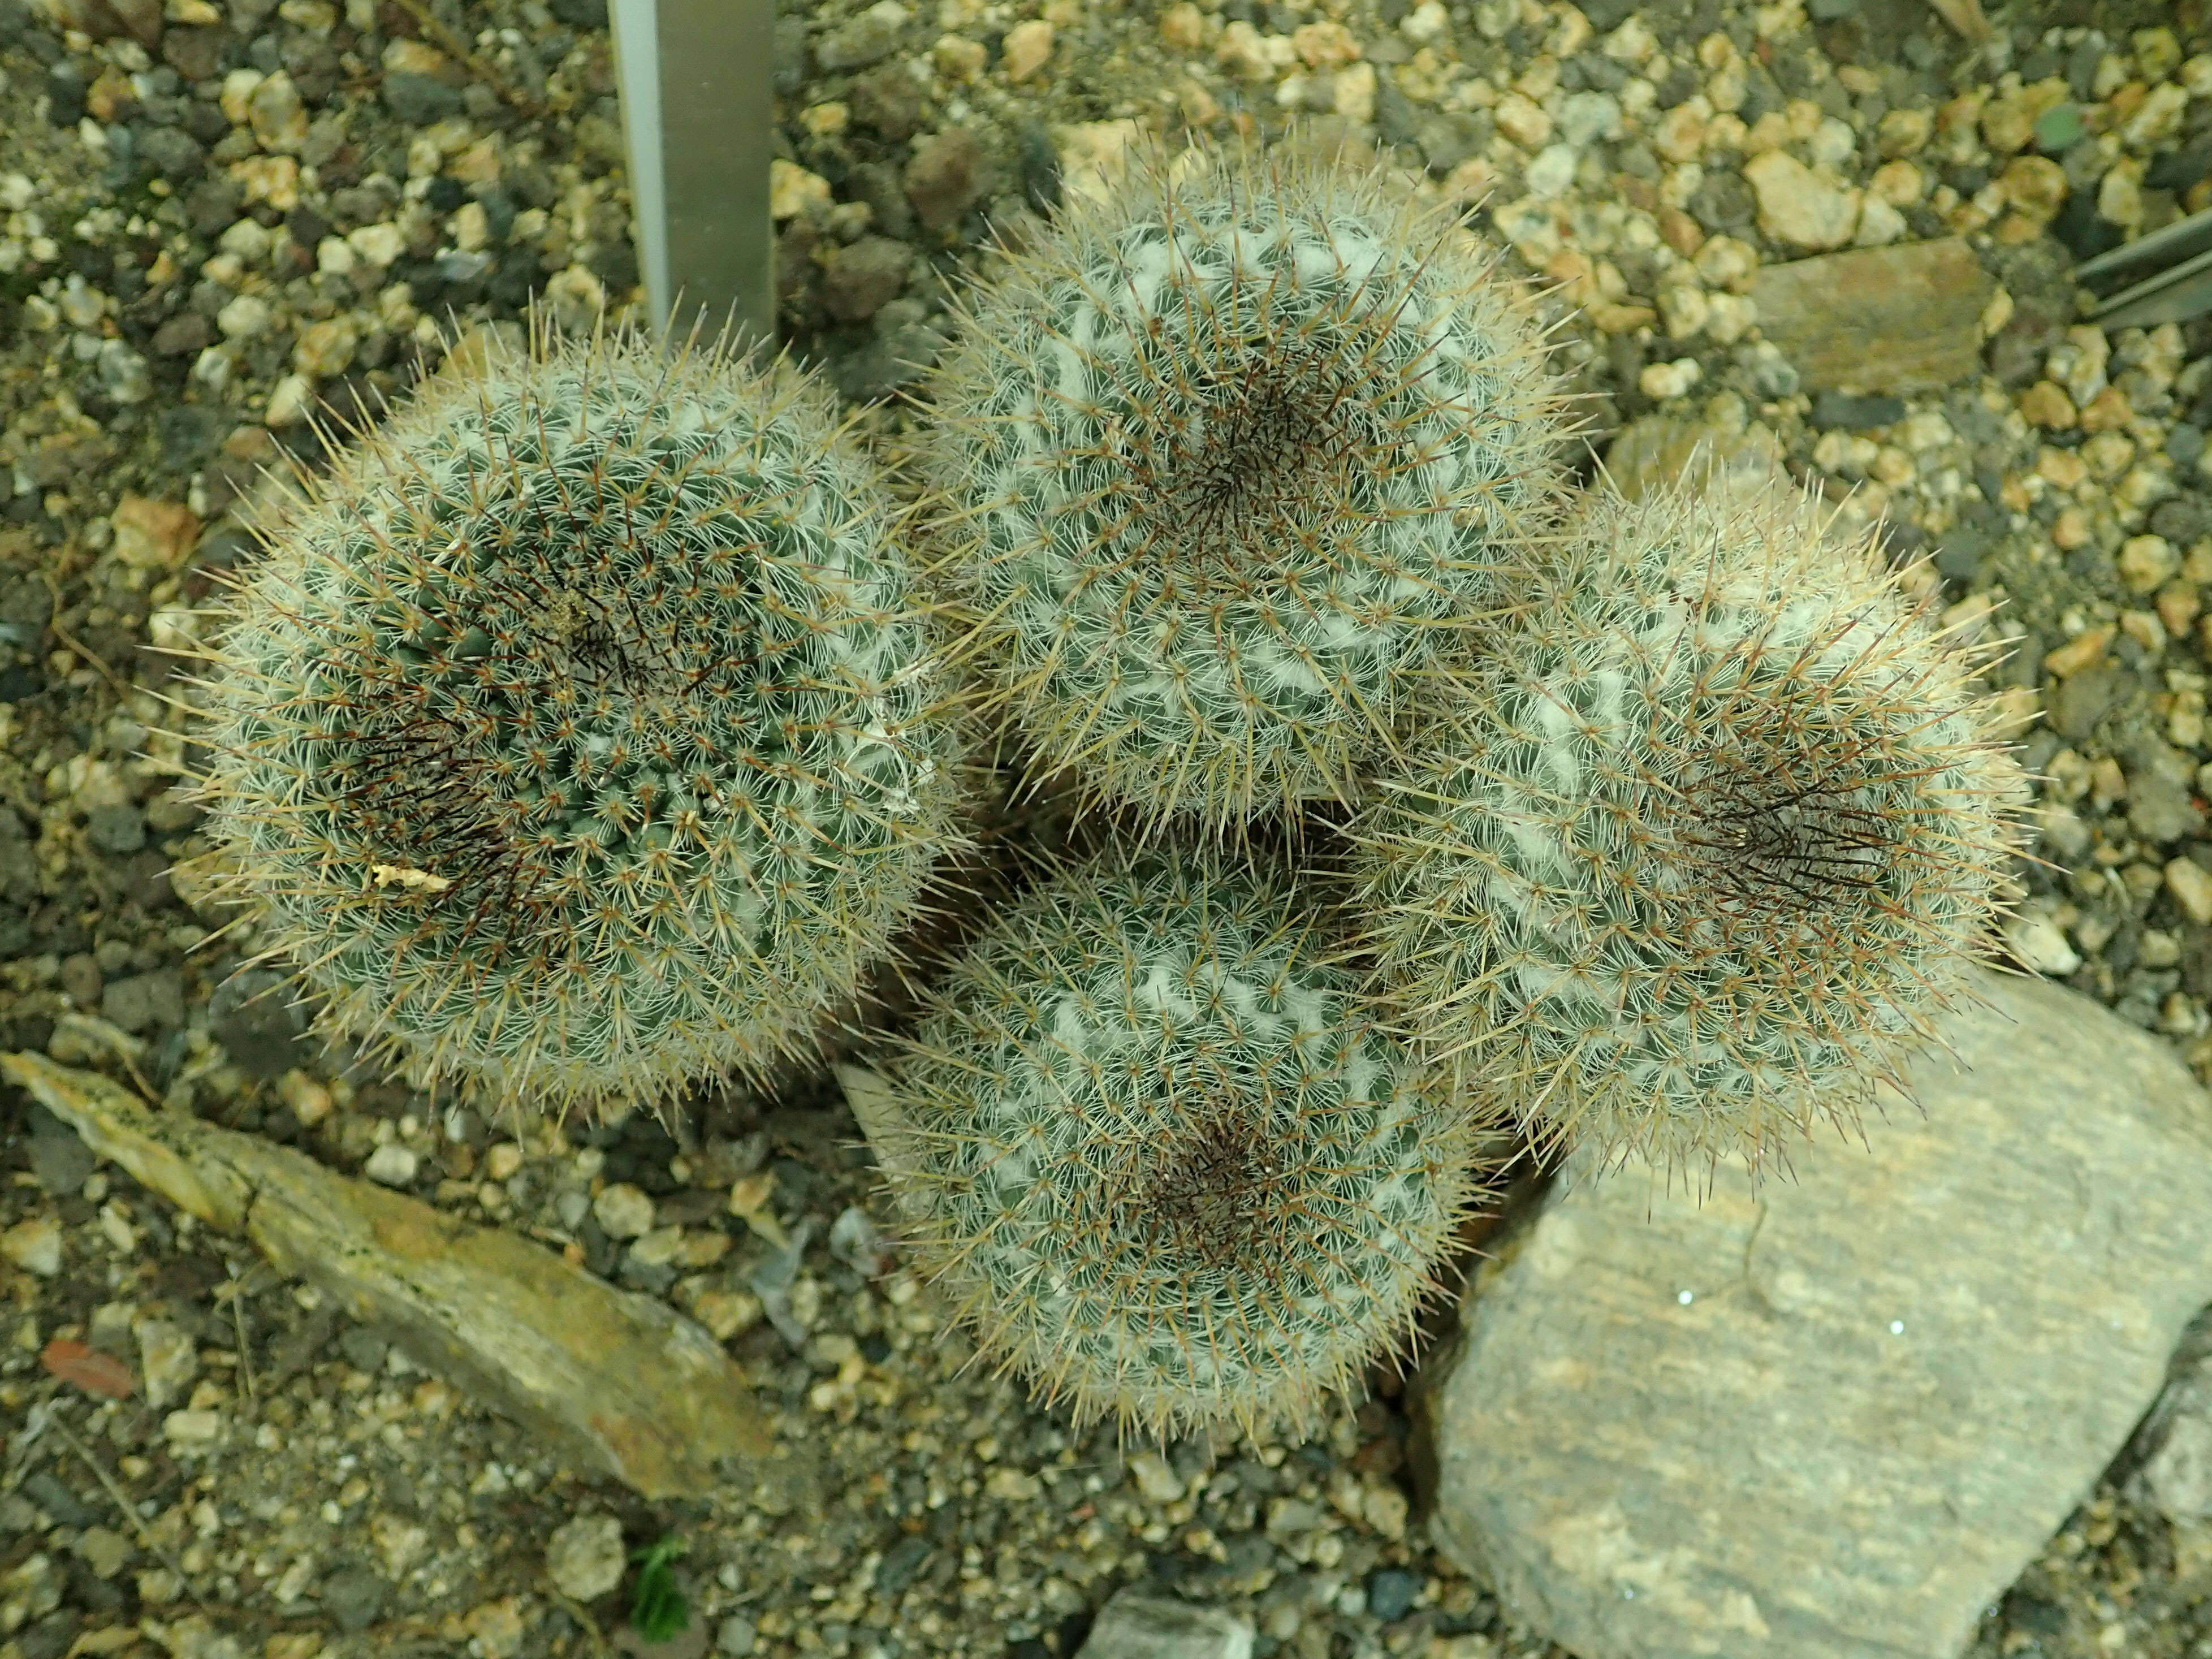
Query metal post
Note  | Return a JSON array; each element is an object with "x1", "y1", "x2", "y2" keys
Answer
[{"x1": 608, "y1": 0, "x2": 778, "y2": 349}]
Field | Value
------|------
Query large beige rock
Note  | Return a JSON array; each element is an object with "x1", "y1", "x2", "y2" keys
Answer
[{"x1": 1415, "y1": 969, "x2": 2212, "y2": 1659}]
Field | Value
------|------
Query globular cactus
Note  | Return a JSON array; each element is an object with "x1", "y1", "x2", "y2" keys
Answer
[
  {"x1": 915, "y1": 138, "x2": 1567, "y2": 833},
  {"x1": 851, "y1": 850, "x2": 1479, "y2": 1441},
  {"x1": 191, "y1": 321, "x2": 965, "y2": 1122},
  {"x1": 1352, "y1": 481, "x2": 2028, "y2": 1177}
]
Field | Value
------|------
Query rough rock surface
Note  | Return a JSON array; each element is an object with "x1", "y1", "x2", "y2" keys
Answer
[
  {"x1": 1416, "y1": 968, "x2": 2212, "y2": 1659},
  {"x1": 1076, "y1": 1587, "x2": 1256, "y2": 1659},
  {"x1": 1749, "y1": 237, "x2": 1995, "y2": 395}
]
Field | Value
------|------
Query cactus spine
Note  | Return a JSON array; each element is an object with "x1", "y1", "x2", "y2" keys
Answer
[
  {"x1": 1353, "y1": 481, "x2": 2028, "y2": 1176},
  {"x1": 917, "y1": 139, "x2": 1567, "y2": 832},
  {"x1": 193, "y1": 321, "x2": 965, "y2": 1121}
]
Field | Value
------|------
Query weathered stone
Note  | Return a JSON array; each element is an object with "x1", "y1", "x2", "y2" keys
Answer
[
  {"x1": 1743, "y1": 150, "x2": 1861, "y2": 249},
  {"x1": 2137, "y1": 1336, "x2": 2212, "y2": 1522},
  {"x1": 903, "y1": 128, "x2": 988, "y2": 235},
  {"x1": 1416, "y1": 969, "x2": 2212, "y2": 1659},
  {"x1": 2, "y1": 1052, "x2": 785, "y2": 1501},
  {"x1": 820, "y1": 236, "x2": 911, "y2": 321},
  {"x1": 1076, "y1": 1587, "x2": 1255, "y2": 1659},
  {"x1": 545, "y1": 1513, "x2": 627, "y2": 1602},
  {"x1": 1749, "y1": 238, "x2": 1994, "y2": 395},
  {"x1": 1601, "y1": 410, "x2": 1785, "y2": 502},
  {"x1": 815, "y1": 0, "x2": 909, "y2": 71}
]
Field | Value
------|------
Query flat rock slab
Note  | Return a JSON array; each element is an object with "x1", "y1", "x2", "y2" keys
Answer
[
  {"x1": 1749, "y1": 237, "x2": 1993, "y2": 395},
  {"x1": 3, "y1": 1051, "x2": 779, "y2": 1500},
  {"x1": 1077, "y1": 1588, "x2": 1255, "y2": 1659},
  {"x1": 1416, "y1": 969, "x2": 2212, "y2": 1659}
]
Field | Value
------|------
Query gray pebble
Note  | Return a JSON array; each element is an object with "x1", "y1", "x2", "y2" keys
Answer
[
  {"x1": 338, "y1": 1326, "x2": 390, "y2": 1373},
  {"x1": 102, "y1": 970, "x2": 185, "y2": 1035},
  {"x1": 382, "y1": 71, "x2": 464, "y2": 124},
  {"x1": 1366, "y1": 1568, "x2": 1419, "y2": 1622},
  {"x1": 874, "y1": 1534, "x2": 932, "y2": 1595},
  {"x1": 61, "y1": 952, "x2": 102, "y2": 1010},
  {"x1": 208, "y1": 968, "x2": 311, "y2": 1077},
  {"x1": 85, "y1": 802, "x2": 146, "y2": 855},
  {"x1": 1077, "y1": 1588, "x2": 1254, "y2": 1659},
  {"x1": 25, "y1": 1105, "x2": 94, "y2": 1197},
  {"x1": 319, "y1": 1565, "x2": 388, "y2": 1634},
  {"x1": 816, "y1": 4, "x2": 909, "y2": 71}
]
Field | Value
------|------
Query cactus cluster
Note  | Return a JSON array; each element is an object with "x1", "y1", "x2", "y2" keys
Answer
[
  {"x1": 1351, "y1": 482, "x2": 2028, "y2": 1174},
  {"x1": 194, "y1": 322, "x2": 963, "y2": 1122},
  {"x1": 185, "y1": 133, "x2": 2032, "y2": 1444},
  {"x1": 859, "y1": 852, "x2": 1477, "y2": 1440},
  {"x1": 916, "y1": 141, "x2": 1566, "y2": 832}
]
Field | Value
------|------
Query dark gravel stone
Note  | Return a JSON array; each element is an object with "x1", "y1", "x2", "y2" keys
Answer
[
  {"x1": 2129, "y1": 772, "x2": 2205, "y2": 845},
  {"x1": 820, "y1": 236, "x2": 911, "y2": 322},
  {"x1": 904, "y1": 128, "x2": 988, "y2": 235},
  {"x1": 26, "y1": 1104, "x2": 95, "y2": 1196},
  {"x1": 154, "y1": 403, "x2": 226, "y2": 464},
  {"x1": 159, "y1": 22, "x2": 221, "y2": 77},
  {"x1": 1016, "y1": 120, "x2": 1060, "y2": 214},
  {"x1": 1811, "y1": 390, "x2": 1906, "y2": 429},
  {"x1": 338, "y1": 1326, "x2": 390, "y2": 1373},
  {"x1": 2051, "y1": 191, "x2": 2124, "y2": 262},
  {"x1": 1367, "y1": 1567, "x2": 1420, "y2": 1622},
  {"x1": 208, "y1": 967, "x2": 312, "y2": 1077},
  {"x1": 103, "y1": 969, "x2": 185, "y2": 1035},
  {"x1": 85, "y1": 801, "x2": 146, "y2": 854},
  {"x1": 548, "y1": 0, "x2": 606, "y2": 23},
  {"x1": 1414, "y1": 109, "x2": 1491, "y2": 175},
  {"x1": 21, "y1": 1471, "x2": 97, "y2": 1527},
  {"x1": 137, "y1": 122, "x2": 205, "y2": 179},
  {"x1": 850, "y1": 62, "x2": 923, "y2": 141},
  {"x1": 180, "y1": 96, "x2": 230, "y2": 144},
  {"x1": 382, "y1": 71, "x2": 464, "y2": 124},
  {"x1": 46, "y1": 62, "x2": 87, "y2": 126},
  {"x1": 2046, "y1": 663, "x2": 2135, "y2": 742},
  {"x1": 321, "y1": 1565, "x2": 388, "y2": 1634},
  {"x1": 816, "y1": 2, "x2": 909, "y2": 70},
  {"x1": 1688, "y1": 170, "x2": 1755, "y2": 232},
  {"x1": 21, "y1": 1611, "x2": 80, "y2": 1659},
  {"x1": 875, "y1": 1535, "x2": 933, "y2": 1595},
  {"x1": 2149, "y1": 495, "x2": 2210, "y2": 546}
]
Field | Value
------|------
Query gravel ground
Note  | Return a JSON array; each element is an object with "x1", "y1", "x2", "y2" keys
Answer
[{"x1": 3, "y1": 0, "x2": 2212, "y2": 1655}]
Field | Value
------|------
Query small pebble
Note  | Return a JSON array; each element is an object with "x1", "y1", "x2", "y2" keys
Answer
[
  {"x1": 594, "y1": 1182, "x2": 656, "y2": 1239},
  {"x1": 0, "y1": 1215, "x2": 62, "y2": 1276},
  {"x1": 545, "y1": 1512, "x2": 627, "y2": 1602},
  {"x1": 363, "y1": 1144, "x2": 420, "y2": 1187},
  {"x1": 1639, "y1": 357, "x2": 1703, "y2": 401}
]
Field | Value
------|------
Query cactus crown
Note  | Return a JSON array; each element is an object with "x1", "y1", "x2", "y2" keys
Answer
[
  {"x1": 918, "y1": 139, "x2": 1566, "y2": 832},
  {"x1": 865, "y1": 850, "x2": 1477, "y2": 1441},
  {"x1": 193, "y1": 321, "x2": 964, "y2": 1121},
  {"x1": 1354, "y1": 482, "x2": 2027, "y2": 1176}
]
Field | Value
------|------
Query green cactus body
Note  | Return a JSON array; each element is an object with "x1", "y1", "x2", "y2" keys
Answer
[
  {"x1": 1354, "y1": 482, "x2": 2027, "y2": 1176},
  {"x1": 864, "y1": 851, "x2": 1477, "y2": 1441},
  {"x1": 918, "y1": 140, "x2": 1566, "y2": 832},
  {"x1": 196, "y1": 325, "x2": 964, "y2": 1120}
]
